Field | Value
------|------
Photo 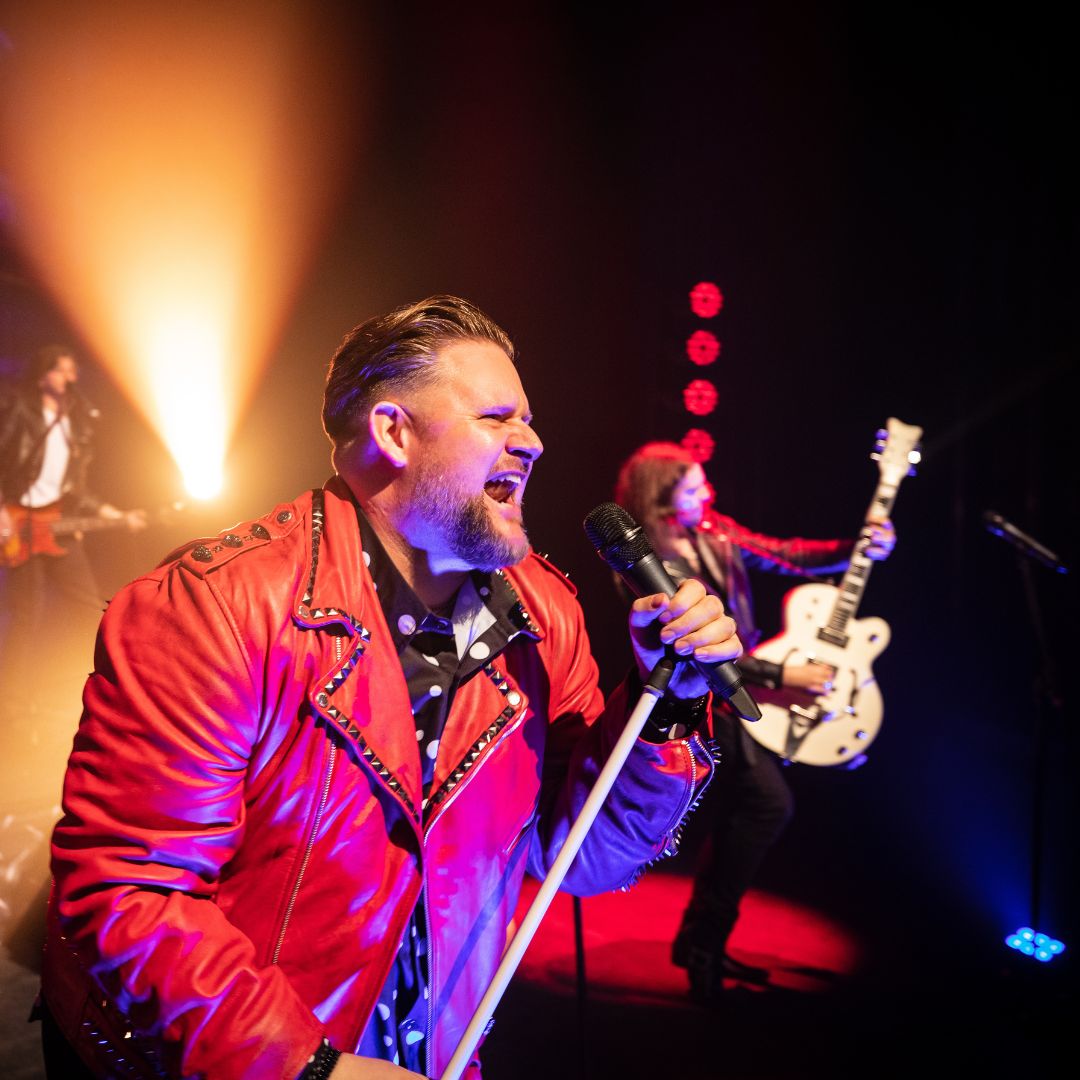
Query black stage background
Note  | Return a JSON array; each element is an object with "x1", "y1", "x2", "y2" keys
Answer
[{"x1": 1, "y1": 3, "x2": 1076, "y2": 1076}]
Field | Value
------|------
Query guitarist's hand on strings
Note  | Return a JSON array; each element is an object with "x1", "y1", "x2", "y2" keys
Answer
[
  {"x1": 781, "y1": 660, "x2": 838, "y2": 696},
  {"x1": 864, "y1": 517, "x2": 896, "y2": 560}
]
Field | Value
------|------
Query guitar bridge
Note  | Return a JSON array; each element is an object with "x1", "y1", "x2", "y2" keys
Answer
[{"x1": 780, "y1": 702, "x2": 824, "y2": 761}]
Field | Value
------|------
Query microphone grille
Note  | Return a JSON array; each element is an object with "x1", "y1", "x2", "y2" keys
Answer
[{"x1": 583, "y1": 502, "x2": 653, "y2": 572}]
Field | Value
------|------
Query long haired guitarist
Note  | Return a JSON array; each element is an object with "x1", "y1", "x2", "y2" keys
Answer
[
  {"x1": 612, "y1": 440, "x2": 895, "y2": 1001},
  {"x1": 0, "y1": 344, "x2": 147, "y2": 728}
]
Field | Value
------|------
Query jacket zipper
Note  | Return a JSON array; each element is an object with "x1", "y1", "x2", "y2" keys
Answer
[
  {"x1": 422, "y1": 703, "x2": 527, "y2": 1076},
  {"x1": 272, "y1": 636, "x2": 342, "y2": 965},
  {"x1": 422, "y1": 866, "x2": 435, "y2": 1076}
]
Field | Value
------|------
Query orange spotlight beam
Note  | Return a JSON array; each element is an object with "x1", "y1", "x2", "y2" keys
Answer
[{"x1": 0, "y1": 2, "x2": 366, "y2": 497}]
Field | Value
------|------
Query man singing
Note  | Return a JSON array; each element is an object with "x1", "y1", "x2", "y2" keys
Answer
[{"x1": 39, "y1": 296, "x2": 740, "y2": 1079}]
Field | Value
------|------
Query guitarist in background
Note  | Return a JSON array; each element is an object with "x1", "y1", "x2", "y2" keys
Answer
[
  {"x1": 612, "y1": 440, "x2": 895, "y2": 1001},
  {"x1": 0, "y1": 344, "x2": 146, "y2": 733}
]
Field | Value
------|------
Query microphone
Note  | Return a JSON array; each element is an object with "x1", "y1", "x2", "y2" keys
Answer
[
  {"x1": 983, "y1": 511, "x2": 1068, "y2": 574},
  {"x1": 583, "y1": 502, "x2": 761, "y2": 721},
  {"x1": 67, "y1": 383, "x2": 101, "y2": 420}
]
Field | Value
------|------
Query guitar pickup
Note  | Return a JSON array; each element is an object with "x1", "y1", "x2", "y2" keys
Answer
[{"x1": 788, "y1": 703, "x2": 820, "y2": 723}]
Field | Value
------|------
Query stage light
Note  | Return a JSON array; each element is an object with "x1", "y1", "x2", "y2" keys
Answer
[
  {"x1": 683, "y1": 378, "x2": 718, "y2": 417},
  {"x1": 689, "y1": 281, "x2": 723, "y2": 318},
  {"x1": 0, "y1": 4, "x2": 364, "y2": 501},
  {"x1": 1005, "y1": 926, "x2": 1065, "y2": 962},
  {"x1": 681, "y1": 428, "x2": 715, "y2": 463},
  {"x1": 686, "y1": 330, "x2": 720, "y2": 366}
]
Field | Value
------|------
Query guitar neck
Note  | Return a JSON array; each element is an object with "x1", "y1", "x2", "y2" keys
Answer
[
  {"x1": 818, "y1": 475, "x2": 902, "y2": 647},
  {"x1": 52, "y1": 515, "x2": 123, "y2": 536}
]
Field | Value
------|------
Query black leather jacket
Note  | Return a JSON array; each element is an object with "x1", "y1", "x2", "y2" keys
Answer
[{"x1": 0, "y1": 384, "x2": 100, "y2": 512}]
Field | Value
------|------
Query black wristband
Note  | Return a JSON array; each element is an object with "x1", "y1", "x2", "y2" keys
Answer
[
  {"x1": 627, "y1": 669, "x2": 710, "y2": 743},
  {"x1": 647, "y1": 691, "x2": 710, "y2": 741},
  {"x1": 299, "y1": 1038, "x2": 341, "y2": 1080},
  {"x1": 736, "y1": 655, "x2": 783, "y2": 690}
]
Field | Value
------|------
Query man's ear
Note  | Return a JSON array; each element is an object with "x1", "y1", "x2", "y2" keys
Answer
[{"x1": 368, "y1": 401, "x2": 411, "y2": 468}]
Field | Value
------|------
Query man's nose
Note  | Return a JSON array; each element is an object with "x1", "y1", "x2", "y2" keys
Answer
[{"x1": 509, "y1": 422, "x2": 543, "y2": 463}]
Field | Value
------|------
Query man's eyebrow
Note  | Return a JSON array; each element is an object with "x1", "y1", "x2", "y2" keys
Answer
[{"x1": 482, "y1": 402, "x2": 534, "y2": 424}]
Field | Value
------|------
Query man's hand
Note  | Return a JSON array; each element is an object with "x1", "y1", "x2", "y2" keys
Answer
[
  {"x1": 865, "y1": 517, "x2": 896, "y2": 561},
  {"x1": 329, "y1": 1053, "x2": 426, "y2": 1077},
  {"x1": 628, "y1": 577, "x2": 742, "y2": 699}
]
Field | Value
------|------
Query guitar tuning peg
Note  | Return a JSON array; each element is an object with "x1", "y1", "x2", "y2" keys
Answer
[
  {"x1": 907, "y1": 466, "x2": 918, "y2": 477},
  {"x1": 907, "y1": 449, "x2": 922, "y2": 464},
  {"x1": 870, "y1": 452, "x2": 882, "y2": 461},
  {"x1": 875, "y1": 428, "x2": 887, "y2": 441}
]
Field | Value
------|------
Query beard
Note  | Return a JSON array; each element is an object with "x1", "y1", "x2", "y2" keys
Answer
[{"x1": 411, "y1": 462, "x2": 530, "y2": 571}]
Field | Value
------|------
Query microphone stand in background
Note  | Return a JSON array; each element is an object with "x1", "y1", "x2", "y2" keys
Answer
[{"x1": 983, "y1": 511, "x2": 1068, "y2": 935}]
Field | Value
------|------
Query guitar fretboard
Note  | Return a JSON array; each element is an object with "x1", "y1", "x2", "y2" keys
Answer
[{"x1": 817, "y1": 479, "x2": 900, "y2": 648}]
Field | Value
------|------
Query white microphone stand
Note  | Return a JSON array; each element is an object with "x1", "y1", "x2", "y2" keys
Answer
[{"x1": 439, "y1": 655, "x2": 678, "y2": 1080}]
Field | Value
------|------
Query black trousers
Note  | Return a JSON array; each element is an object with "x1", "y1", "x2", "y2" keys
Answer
[
  {"x1": 679, "y1": 711, "x2": 795, "y2": 949},
  {"x1": 0, "y1": 538, "x2": 104, "y2": 728}
]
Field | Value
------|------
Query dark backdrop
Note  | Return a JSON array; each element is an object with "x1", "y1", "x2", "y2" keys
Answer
[{"x1": 2, "y1": 1, "x2": 1076, "y2": 983}]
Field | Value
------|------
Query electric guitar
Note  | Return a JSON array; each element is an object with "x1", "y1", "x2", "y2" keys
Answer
[
  {"x1": 0, "y1": 501, "x2": 185, "y2": 569},
  {"x1": 742, "y1": 418, "x2": 923, "y2": 767}
]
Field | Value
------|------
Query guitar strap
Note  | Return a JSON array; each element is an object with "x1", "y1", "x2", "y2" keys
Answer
[
  {"x1": 692, "y1": 530, "x2": 761, "y2": 647},
  {"x1": 692, "y1": 531, "x2": 727, "y2": 599}
]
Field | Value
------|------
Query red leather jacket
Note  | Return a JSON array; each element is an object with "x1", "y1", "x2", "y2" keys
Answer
[{"x1": 42, "y1": 478, "x2": 715, "y2": 1079}]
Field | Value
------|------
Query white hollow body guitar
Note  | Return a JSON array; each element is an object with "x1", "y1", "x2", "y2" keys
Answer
[{"x1": 742, "y1": 418, "x2": 922, "y2": 767}]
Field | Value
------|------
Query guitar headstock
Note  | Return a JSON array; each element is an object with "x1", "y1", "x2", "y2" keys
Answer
[{"x1": 871, "y1": 417, "x2": 923, "y2": 483}]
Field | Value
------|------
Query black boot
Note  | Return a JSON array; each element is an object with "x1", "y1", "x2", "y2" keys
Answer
[
  {"x1": 672, "y1": 920, "x2": 770, "y2": 1000},
  {"x1": 671, "y1": 934, "x2": 721, "y2": 1003}
]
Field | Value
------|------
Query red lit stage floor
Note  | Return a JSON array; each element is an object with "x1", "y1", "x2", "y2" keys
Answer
[
  {"x1": 477, "y1": 871, "x2": 1072, "y2": 1080},
  {"x1": 511, "y1": 873, "x2": 862, "y2": 1003}
]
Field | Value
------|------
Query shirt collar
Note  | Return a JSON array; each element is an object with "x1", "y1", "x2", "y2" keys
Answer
[{"x1": 352, "y1": 502, "x2": 528, "y2": 656}]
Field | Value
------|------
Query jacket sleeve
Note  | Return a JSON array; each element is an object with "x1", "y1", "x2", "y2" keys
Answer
[
  {"x1": 0, "y1": 388, "x2": 23, "y2": 504},
  {"x1": 46, "y1": 563, "x2": 324, "y2": 1080},
  {"x1": 523, "y1": 575, "x2": 715, "y2": 895}
]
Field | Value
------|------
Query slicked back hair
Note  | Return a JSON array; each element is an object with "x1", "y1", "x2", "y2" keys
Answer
[{"x1": 321, "y1": 295, "x2": 515, "y2": 445}]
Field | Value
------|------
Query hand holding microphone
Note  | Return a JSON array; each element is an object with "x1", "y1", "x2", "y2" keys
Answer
[{"x1": 584, "y1": 502, "x2": 761, "y2": 721}]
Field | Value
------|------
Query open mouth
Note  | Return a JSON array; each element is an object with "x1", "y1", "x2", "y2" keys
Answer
[{"x1": 484, "y1": 473, "x2": 524, "y2": 504}]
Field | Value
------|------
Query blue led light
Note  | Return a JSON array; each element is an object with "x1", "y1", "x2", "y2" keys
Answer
[{"x1": 1005, "y1": 926, "x2": 1066, "y2": 962}]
